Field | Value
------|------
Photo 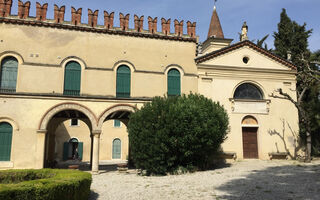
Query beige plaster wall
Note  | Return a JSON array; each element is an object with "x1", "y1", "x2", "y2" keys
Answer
[
  {"x1": 0, "y1": 23, "x2": 198, "y2": 97},
  {"x1": 0, "y1": 96, "x2": 144, "y2": 169},
  {"x1": 198, "y1": 47, "x2": 299, "y2": 160}
]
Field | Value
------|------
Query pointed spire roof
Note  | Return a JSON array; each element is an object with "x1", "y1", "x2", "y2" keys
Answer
[{"x1": 207, "y1": 6, "x2": 224, "y2": 39}]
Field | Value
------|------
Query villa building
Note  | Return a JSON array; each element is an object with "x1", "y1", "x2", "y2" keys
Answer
[{"x1": 0, "y1": 0, "x2": 298, "y2": 172}]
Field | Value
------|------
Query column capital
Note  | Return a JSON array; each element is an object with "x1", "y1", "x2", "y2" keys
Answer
[{"x1": 92, "y1": 130, "x2": 102, "y2": 136}]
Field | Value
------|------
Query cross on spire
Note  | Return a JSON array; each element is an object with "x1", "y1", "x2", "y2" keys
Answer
[{"x1": 214, "y1": 0, "x2": 218, "y2": 9}]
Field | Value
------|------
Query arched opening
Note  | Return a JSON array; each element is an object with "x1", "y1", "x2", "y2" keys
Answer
[
  {"x1": 234, "y1": 83, "x2": 263, "y2": 100},
  {"x1": 0, "y1": 56, "x2": 18, "y2": 93},
  {"x1": 167, "y1": 68, "x2": 181, "y2": 96},
  {"x1": 64, "y1": 61, "x2": 81, "y2": 96},
  {"x1": 0, "y1": 122, "x2": 13, "y2": 161},
  {"x1": 116, "y1": 65, "x2": 131, "y2": 98},
  {"x1": 44, "y1": 109, "x2": 94, "y2": 168},
  {"x1": 98, "y1": 105, "x2": 135, "y2": 165},
  {"x1": 39, "y1": 103, "x2": 98, "y2": 169},
  {"x1": 241, "y1": 116, "x2": 259, "y2": 159}
]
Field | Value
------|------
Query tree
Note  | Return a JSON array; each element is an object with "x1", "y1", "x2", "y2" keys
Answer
[
  {"x1": 127, "y1": 94, "x2": 229, "y2": 175},
  {"x1": 271, "y1": 9, "x2": 318, "y2": 162}
]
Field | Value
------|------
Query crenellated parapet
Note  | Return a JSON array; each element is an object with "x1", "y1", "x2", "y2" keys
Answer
[
  {"x1": 0, "y1": 0, "x2": 12, "y2": 17},
  {"x1": 0, "y1": 0, "x2": 197, "y2": 42}
]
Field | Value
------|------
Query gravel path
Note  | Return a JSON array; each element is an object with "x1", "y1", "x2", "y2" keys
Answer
[{"x1": 89, "y1": 160, "x2": 320, "y2": 200}]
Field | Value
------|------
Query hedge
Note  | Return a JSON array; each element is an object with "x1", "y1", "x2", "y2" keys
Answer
[{"x1": 0, "y1": 169, "x2": 92, "y2": 200}]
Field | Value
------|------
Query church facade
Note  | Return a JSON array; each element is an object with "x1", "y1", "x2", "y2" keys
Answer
[{"x1": 0, "y1": 0, "x2": 298, "y2": 172}]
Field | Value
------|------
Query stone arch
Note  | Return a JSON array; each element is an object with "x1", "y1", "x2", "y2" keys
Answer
[
  {"x1": 38, "y1": 103, "x2": 98, "y2": 132},
  {"x1": 0, "y1": 51, "x2": 24, "y2": 65},
  {"x1": 242, "y1": 115, "x2": 259, "y2": 127},
  {"x1": 60, "y1": 56, "x2": 87, "y2": 70},
  {"x1": 98, "y1": 104, "x2": 136, "y2": 129},
  {"x1": 164, "y1": 64, "x2": 185, "y2": 75},
  {"x1": 112, "y1": 60, "x2": 136, "y2": 72},
  {"x1": 0, "y1": 117, "x2": 19, "y2": 131}
]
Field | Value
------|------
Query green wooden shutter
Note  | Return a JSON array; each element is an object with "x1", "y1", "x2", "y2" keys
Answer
[
  {"x1": 64, "y1": 61, "x2": 81, "y2": 96},
  {"x1": 78, "y1": 142, "x2": 83, "y2": 160},
  {"x1": 0, "y1": 57, "x2": 18, "y2": 93},
  {"x1": 63, "y1": 142, "x2": 69, "y2": 161},
  {"x1": 116, "y1": 65, "x2": 131, "y2": 98},
  {"x1": 168, "y1": 69, "x2": 181, "y2": 96},
  {"x1": 114, "y1": 120, "x2": 121, "y2": 127},
  {"x1": 112, "y1": 139, "x2": 121, "y2": 159},
  {"x1": 0, "y1": 122, "x2": 13, "y2": 161}
]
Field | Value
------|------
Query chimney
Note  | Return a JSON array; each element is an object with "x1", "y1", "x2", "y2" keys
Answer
[
  {"x1": 134, "y1": 15, "x2": 144, "y2": 32},
  {"x1": 54, "y1": 5, "x2": 65, "y2": 23},
  {"x1": 161, "y1": 18, "x2": 171, "y2": 35},
  {"x1": 36, "y1": 2, "x2": 48, "y2": 21},
  {"x1": 71, "y1": 7, "x2": 82, "y2": 26},
  {"x1": 287, "y1": 51, "x2": 292, "y2": 61},
  {"x1": 18, "y1": 0, "x2": 30, "y2": 19},
  {"x1": 88, "y1": 9, "x2": 98, "y2": 27},
  {"x1": 174, "y1": 20, "x2": 183, "y2": 36},
  {"x1": 119, "y1": 13, "x2": 129, "y2": 31},
  {"x1": 240, "y1": 22, "x2": 248, "y2": 41},
  {"x1": 104, "y1": 11, "x2": 114, "y2": 29},
  {"x1": 148, "y1": 16, "x2": 157, "y2": 34},
  {"x1": 0, "y1": 0, "x2": 12, "y2": 17},
  {"x1": 187, "y1": 21, "x2": 196, "y2": 38}
]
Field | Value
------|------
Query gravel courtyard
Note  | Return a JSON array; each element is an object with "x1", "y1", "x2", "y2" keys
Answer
[{"x1": 89, "y1": 160, "x2": 320, "y2": 200}]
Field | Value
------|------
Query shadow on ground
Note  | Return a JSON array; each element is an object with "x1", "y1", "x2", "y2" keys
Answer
[
  {"x1": 89, "y1": 191, "x2": 99, "y2": 200},
  {"x1": 216, "y1": 163, "x2": 320, "y2": 200}
]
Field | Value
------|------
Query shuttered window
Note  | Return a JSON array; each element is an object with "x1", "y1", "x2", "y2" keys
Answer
[
  {"x1": 64, "y1": 61, "x2": 81, "y2": 96},
  {"x1": 0, "y1": 122, "x2": 13, "y2": 161},
  {"x1": 167, "y1": 69, "x2": 181, "y2": 96},
  {"x1": 114, "y1": 120, "x2": 121, "y2": 127},
  {"x1": 0, "y1": 57, "x2": 18, "y2": 93},
  {"x1": 112, "y1": 139, "x2": 121, "y2": 159},
  {"x1": 116, "y1": 65, "x2": 131, "y2": 98}
]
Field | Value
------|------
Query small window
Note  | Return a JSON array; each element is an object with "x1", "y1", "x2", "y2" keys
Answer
[
  {"x1": 167, "y1": 68, "x2": 181, "y2": 96},
  {"x1": 112, "y1": 139, "x2": 121, "y2": 159},
  {"x1": 114, "y1": 120, "x2": 121, "y2": 127},
  {"x1": 0, "y1": 57, "x2": 18, "y2": 93},
  {"x1": 64, "y1": 61, "x2": 81, "y2": 96},
  {"x1": 116, "y1": 65, "x2": 131, "y2": 98},
  {"x1": 243, "y1": 56, "x2": 250, "y2": 64},
  {"x1": 70, "y1": 119, "x2": 79, "y2": 126}
]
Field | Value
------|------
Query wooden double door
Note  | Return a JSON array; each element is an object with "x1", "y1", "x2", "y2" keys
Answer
[{"x1": 242, "y1": 127, "x2": 258, "y2": 159}]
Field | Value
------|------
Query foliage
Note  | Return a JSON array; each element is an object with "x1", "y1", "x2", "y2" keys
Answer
[
  {"x1": 272, "y1": 8, "x2": 319, "y2": 161},
  {"x1": 0, "y1": 169, "x2": 92, "y2": 200},
  {"x1": 128, "y1": 93, "x2": 229, "y2": 175},
  {"x1": 256, "y1": 34, "x2": 270, "y2": 50}
]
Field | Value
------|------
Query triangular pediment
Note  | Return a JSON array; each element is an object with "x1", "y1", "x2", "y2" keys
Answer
[{"x1": 196, "y1": 41, "x2": 296, "y2": 71}]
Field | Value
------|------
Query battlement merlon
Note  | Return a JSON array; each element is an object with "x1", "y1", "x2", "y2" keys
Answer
[{"x1": 0, "y1": 0, "x2": 198, "y2": 42}]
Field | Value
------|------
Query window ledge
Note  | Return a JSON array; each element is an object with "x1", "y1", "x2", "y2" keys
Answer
[{"x1": 0, "y1": 161, "x2": 14, "y2": 168}]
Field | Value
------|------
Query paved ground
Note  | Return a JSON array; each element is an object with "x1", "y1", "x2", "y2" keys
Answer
[{"x1": 89, "y1": 159, "x2": 320, "y2": 200}]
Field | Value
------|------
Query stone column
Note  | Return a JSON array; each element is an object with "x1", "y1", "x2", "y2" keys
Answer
[
  {"x1": 92, "y1": 130, "x2": 101, "y2": 173},
  {"x1": 36, "y1": 129, "x2": 47, "y2": 169}
]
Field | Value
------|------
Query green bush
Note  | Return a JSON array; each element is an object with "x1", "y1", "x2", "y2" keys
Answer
[
  {"x1": 128, "y1": 93, "x2": 229, "y2": 175},
  {"x1": 0, "y1": 169, "x2": 92, "y2": 200}
]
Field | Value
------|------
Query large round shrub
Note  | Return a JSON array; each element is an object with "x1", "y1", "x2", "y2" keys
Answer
[
  {"x1": 128, "y1": 93, "x2": 229, "y2": 175},
  {"x1": 0, "y1": 169, "x2": 92, "y2": 200}
]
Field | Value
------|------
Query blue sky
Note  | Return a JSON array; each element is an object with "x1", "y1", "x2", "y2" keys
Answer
[{"x1": 11, "y1": 0, "x2": 320, "y2": 51}]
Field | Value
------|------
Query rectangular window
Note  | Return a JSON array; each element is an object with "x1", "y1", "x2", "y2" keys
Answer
[
  {"x1": 70, "y1": 119, "x2": 79, "y2": 126},
  {"x1": 114, "y1": 120, "x2": 121, "y2": 127}
]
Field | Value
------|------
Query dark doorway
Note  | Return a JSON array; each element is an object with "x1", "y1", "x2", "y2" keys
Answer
[{"x1": 242, "y1": 127, "x2": 258, "y2": 159}]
